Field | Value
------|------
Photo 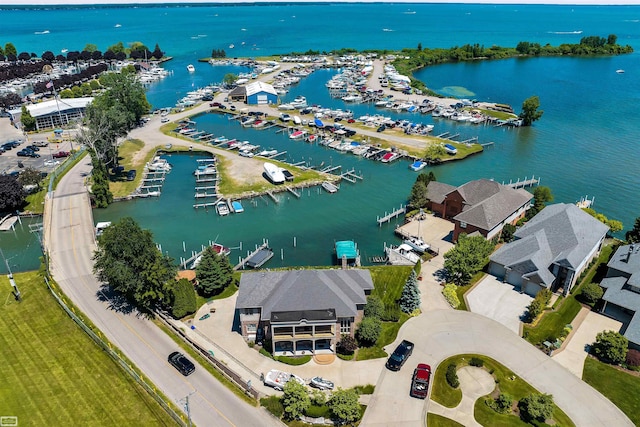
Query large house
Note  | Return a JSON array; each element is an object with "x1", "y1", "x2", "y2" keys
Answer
[
  {"x1": 426, "y1": 179, "x2": 532, "y2": 242},
  {"x1": 235, "y1": 269, "x2": 374, "y2": 356},
  {"x1": 489, "y1": 203, "x2": 609, "y2": 297},
  {"x1": 600, "y1": 244, "x2": 640, "y2": 349}
]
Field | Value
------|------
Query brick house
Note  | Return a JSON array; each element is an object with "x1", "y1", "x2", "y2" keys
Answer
[
  {"x1": 426, "y1": 179, "x2": 532, "y2": 242},
  {"x1": 235, "y1": 269, "x2": 374, "y2": 356}
]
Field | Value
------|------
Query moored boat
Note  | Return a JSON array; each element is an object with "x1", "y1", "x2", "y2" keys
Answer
[
  {"x1": 409, "y1": 160, "x2": 427, "y2": 171},
  {"x1": 385, "y1": 244, "x2": 421, "y2": 265},
  {"x1": 264, "y1": 162, "x2": 286, "y2": 184},
  {"x1": 216, "y1": 201, "x2": 230, "y2": 216},
  {"x1": 403, "y1": 235, "x2": 430, "y2": 254},
  {"x1": 232, "y1": 200, "x2": 244, "y2": 213},
  {"x1": 289, "y1": 130, "x2": 307, "y2": 140},
  {"x1": 187, "y1": 64, "x2": 195, "y2": 72},
  {"x1": 321, "y1": 181, "x2": 339, "y2": 193}
]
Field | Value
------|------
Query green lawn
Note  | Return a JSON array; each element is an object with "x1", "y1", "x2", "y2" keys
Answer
[
  {"x1": 523, "y1": 245, "x2": 614, "y2": 346},
  {"x1": 427, "y1": 413, "x2": 465, "y2": 427},
  {"x1": 431, "y1": 354, "x2": 574, "y2": 427},
  {"x1": 582, "y1": 357, "x2": 640, "y2": 426},
  {"x1": 0, "y1": 272, "x2": 177, "y2": 426}
]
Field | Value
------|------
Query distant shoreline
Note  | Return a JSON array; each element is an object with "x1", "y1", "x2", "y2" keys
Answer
[{"x1": 4, "y1": 1, "x2": 640, "y2": 7}]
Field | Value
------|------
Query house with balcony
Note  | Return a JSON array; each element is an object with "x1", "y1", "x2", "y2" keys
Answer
[
  {"x1": 600, "y1": 244, "x2": 640, "y2": 349},
  {"x1": 425, "y1": 179, "x2": 532, "y2": 242},
  {"x1": 489, "y1": 203, "x2": 608, "y2": 297},
  {"x1": 235, "y1": 269, "x2": 374, "y2": 356}
]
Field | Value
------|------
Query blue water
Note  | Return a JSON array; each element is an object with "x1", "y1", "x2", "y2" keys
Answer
[{"x1": 3, "y1": 3, "x2": 640, "y2": 272}]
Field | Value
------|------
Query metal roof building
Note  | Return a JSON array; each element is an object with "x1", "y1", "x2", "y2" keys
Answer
[
  {"x1": 245, "y1": 81, "x2": 277, "y2": 105},
  {"x1": 9, "y1": 97, "x2": 93, "y2": 131}
]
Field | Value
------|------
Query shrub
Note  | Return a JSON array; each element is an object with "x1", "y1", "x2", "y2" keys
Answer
[
  {"x1": 518, "y1": 393, "x2": 554, "y2": 423},
  {"x1": 169, "y1": 278, "x2": 197, "y2": 318},
  {"x1": 310, "y1": 390, "x2": 327, "y2": 406},
  {"x1": 260, "y1": 395, "x2": 284, "y2": 418},
  {"x1": 442, "y1": 283, "x2": 460, "y2": 308},
  {"x1": 593, "y1": 330, "x2": 628, "y2": 364},
  {"x1": 487, "y1": 393, "x2": 513, "y2": 414},
  {"x1": 469, "y1": 357, "x2": 484, "y2": 367},
  {"x1": 337, "y1": 334, "x2": 358, "y2": 355},
  {"x1": 337, "y1": 353, "x2": 354, "y2": 361},
  {"x1": 526, "y1": 299, "x2": 544, "y2": 323},
  {"x1": 381, "y1": 306, "x2": 401, "y2": 322},
  {"x1": 580, "y1": 282, "x2": 604, "y2": 304},
  {"x1": 305, "y1": 404, "x2": 331, "y2": 419},
  {"x1": 355, "y1": 316, "x2": 382, "y2": 347},
  {"x1": 446, "y1": 363, "x2": 459, "y2": 388},
  {"x1": 626, "y1": 349, "x2": 640, "y2": 367},
  {"x1": 352, "y1": 384, "x2": 375, "y2": 395},
  {"x1": 364, "y1": 296, "x2": 384, "y2": 319},
  {"x1": 275, "y1": 355, "x2": 311, "y2": 366}
]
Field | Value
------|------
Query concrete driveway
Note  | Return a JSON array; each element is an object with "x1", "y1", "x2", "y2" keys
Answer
[
  {"x1": 467, "y1": 275, "x2": 532, "y2": 334},
  {"x1": 553, "y1": 308, "x2": 622, "y2": 377}
]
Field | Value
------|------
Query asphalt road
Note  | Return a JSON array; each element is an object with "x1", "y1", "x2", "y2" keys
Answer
[{"x1": 44, "y1": 157, "x2": 282, "y2": 427}]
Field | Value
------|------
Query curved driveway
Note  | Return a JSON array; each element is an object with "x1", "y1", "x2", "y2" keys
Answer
[
  {"x1": 44, "y1": 158, "x2": 282, "y2": 427},
  {"x1": 361, "y1": 310, "x2": 632, "y2": 427}
]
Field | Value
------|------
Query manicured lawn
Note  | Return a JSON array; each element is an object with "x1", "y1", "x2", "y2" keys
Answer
[
  {"x1": 523, "y1": 244, "x2": 614, "y2": 346},
  {"x1": 582, "y1": 356, "x2": 640, "y2": 426},
  {"x1": 432, "y1": 354, "x2": 574, "y2": 427},
  {"x1": 0, "y1": 272, "x2": 177, "y2": 426},
  {"x1": 427, "y1": 413, "x2": 465, "y2": 427}
]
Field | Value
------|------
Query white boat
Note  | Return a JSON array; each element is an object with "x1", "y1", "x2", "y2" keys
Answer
[
  {"x1": 293, "y1": 115, "x2": 301, "y2": 125},
  {"x1": 187, "y1": 64, "x2": 195, "y2": 72},
  {"x1": 263, "y1": 369, "x2": 305, "y2": 391},
  {"x1": 257, "y1": 149, "x2": 278, "y2": 157},
  {"x1": 264, "y1": 162, "x2": 285, "y2": 184},
  {"x1": 385, "y1": 244, "x2": 421, "y2": 265},
  {"x1": 216, "y1": 201, "x2": 230, "y2": 216},
  {"x1": 147, "y1": 157, "x2": 172, "y2": 172},
  {"x1": 403, "y1": 236, "x2": 430, "y2": 254},
  {"x1": 444, "y1": 144, "x2": 458, "y2": 155},
  {"x1": 409, "y1": 160, "x2": 427, "y2": 172},
  {"x1": 322, "y1": 181, "x2": 339, "y2": 193},
  {"x1": 616, "y1": 69, "x2": 625, "y2": 74}
]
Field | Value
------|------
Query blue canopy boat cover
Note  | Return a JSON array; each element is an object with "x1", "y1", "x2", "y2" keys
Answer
[
  {"x1": 314, "y1": 118, "x2": 324, "y2": 128},
  {"x1": 335, "y1": 240, "x2": 358, "y2": 260}
]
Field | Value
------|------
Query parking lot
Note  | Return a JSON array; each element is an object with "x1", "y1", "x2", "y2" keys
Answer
[{"x1": 0, "y1": 118, "x2": 75, "y2": 176}]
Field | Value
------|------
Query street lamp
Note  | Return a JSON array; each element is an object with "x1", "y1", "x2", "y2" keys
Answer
[{"x1": 0, "y1": 248, "x2": 21, "y2": 301}]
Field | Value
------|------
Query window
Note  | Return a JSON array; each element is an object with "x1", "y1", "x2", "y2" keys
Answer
[
  {"x1": 246, "y1": 323, "x2": 257, "y2": 333},
  {"x1": 460, "y1": 221, "x2": 467, "y2": 229},
  {"x1": 340, "y1": 319, "x2": 351, "y2": 334}
]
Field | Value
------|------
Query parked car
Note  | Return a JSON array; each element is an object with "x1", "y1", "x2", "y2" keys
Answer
[
  {"x1": 310, "y1": 376, "x2": 334, "y2": 390},
  {"x1": 17, "y1": 150, "x2": 40, "y2": 158},
  {"x1": 126, "y1": 170, "x2": 137, "y2": 181},
  {"x1": 209, "y1": 102, "x2": 222, "y2": 107},
  {"x1": 410, "y1": 364, "x2": 431, "y2": 399},
  {"x1": 1, "y1": 143, "x2": 14, "y2": 151},
  {"x1": 26, "y1": 145, "x2": 40, "y2": 151},
  {"x1": 33, "y1": 140, "x2": 49, "y2": 147},
  {"x1": 52, "y1": 151, "x2": 70, "y2": 158},
  {"x1": 386, "y1": 340, "x2": 414, "y2": 371},
  {"x1": 168, "y1": 351, "x2": 195, "y2": 376}
]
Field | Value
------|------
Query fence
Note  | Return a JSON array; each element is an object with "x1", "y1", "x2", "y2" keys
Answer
[
  {"x1": 47, "y1": 147, "x2": 87, "y2": 193},
  {"x1": 156, "y1": 312, "x2": 261, "y2": 400},
  {"x1": 43, "y1": 276, "x2": 187, "y2": 426}
]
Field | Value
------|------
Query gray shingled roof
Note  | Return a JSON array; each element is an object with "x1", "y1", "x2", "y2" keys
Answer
[
  {"x1": 514, "y1": 203, "x2": 609, "y2": 269},
  {"x1": 453, "y1": 186, "x2": 532, "y2": 230},
  {"x1": 426, "y1": 181, "x2": 456, "y2": 204},
  {"x1": 236, "y1": 269, "x2": 374, "y2": 321},
  {"x1": 601, "y1": 276, "x2": 640, "y2": 344},
  {"x1": 491, "y1": 229, "x2": 556, "y2": 285},
  {"x1": 607, "y1": 244, "x2": 640, "y2": 279}
]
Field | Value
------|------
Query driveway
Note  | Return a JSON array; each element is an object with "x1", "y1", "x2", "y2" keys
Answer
[
  {"x1": 360, "y1": 310, "x2": 632, "y2": 427},
  {"x1": 553, "y1": 308, "x2": 622, "y2": 377},
  {"x1": 467, "y1": 275, "x2": 532, "y2": 334}
]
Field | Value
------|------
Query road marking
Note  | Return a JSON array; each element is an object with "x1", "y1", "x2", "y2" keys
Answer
[{"x1": 60, "y1": 185, "x2": 237, "y2": 426}]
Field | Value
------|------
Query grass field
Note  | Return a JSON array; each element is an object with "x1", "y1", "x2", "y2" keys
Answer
[
  {"x1": 582, "y1": 356, "x2": 640, "y2": 426},
  {"x1": 427, "y1": 413, "x2": 465, "y2": 427},
  {"x1": 0, "y1": 272, "x2": 177, "y2": 426}
]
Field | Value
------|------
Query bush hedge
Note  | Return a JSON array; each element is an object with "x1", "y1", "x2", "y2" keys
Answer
[
  {"x1": 446, "y1": 363, "x2": 459, "y2": 388},
  {"x1": 170, "y1": 278, "x2": 197, "y2": 318},
  {"x1": 442, "y1": 284, "x2": 461, "y2": 309}
]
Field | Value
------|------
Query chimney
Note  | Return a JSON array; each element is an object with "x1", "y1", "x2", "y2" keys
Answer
[{"x1": 626, "y1": 245, "x2": 634, "y2": 263}]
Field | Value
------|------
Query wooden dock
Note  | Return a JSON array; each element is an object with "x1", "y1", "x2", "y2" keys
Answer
[
  {"x1": 286, "y1": 187, "x2": 301, "y2": 198},
  {"x1": 503, "y1": 175, "x2": 540, "y2": 189},
  {"x1": 376, "y1": 205, "x2": 406, "y2": 226}
]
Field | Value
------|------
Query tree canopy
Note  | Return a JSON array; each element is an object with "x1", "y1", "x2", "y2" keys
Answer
[
  {"x1": 328, "y1": 388, "x2": 361, "y2": 426},
  {"x1": 518, "y1": 393, "x2": 554, "y2": 423},
  {"x1": 194, "y1": 246, "x2": 234, "y2": 297},
  {"x1": 625, "y1": 217, "x2": 640, "y2": 243},
  {"x1": 0, "y1": 175, "x2": 25, "y2": 213},
  {"x1": 582, "y1": 207, "x2": 623, "y2": 234},
  {"x1": 408, "y1": 171, "x2": 436, "y2": 210},
  {"x1": 444, "y1": 234, "x2": 495, "y2": 286},
  {"x1": 519, "y1": 95, "x2": 543, "y2": 126},
  {"x1": 399, "y1": 270, "x2": 421, "y2": 314},
  {"x1": 282, "y1": 380, "x2": 310, "y2": 420},
  {"x1": 93, "y1": 217, "x2": 176, "y2": 312},
  {"x1": 593, "y1": 330, "x2": 628, "y2": 364}
]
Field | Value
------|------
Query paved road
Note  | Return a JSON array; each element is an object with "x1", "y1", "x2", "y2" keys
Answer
[
  {"x1": 44, "y1": 157, "x2": 282, "y2": 427},
  {"x1": 360, "y1": 310, "x2": 633, "y2": 427}
]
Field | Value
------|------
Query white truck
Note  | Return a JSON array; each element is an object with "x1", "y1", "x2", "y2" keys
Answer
[{"x1": 263, "y1": 369, "x2": 305, "y2": 391}]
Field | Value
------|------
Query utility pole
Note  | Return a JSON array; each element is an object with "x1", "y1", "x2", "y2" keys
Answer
[
  {"x1": 0, "y1": 248, "x2": 21, "y2": 301},
  {"x1": 180, "y1": 390, "x2": 197, "y2": 427}
]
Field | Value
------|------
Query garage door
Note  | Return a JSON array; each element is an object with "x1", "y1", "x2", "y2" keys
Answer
[
  {"x1": 257, "y1": 94, "x2": 268, "y2": 104},
  {"x1": 506, "y1": 270, "x2": 523, "y2": 288},
  {"x1": 488, "y1": 262, "x2": 506, "y2": 279}
]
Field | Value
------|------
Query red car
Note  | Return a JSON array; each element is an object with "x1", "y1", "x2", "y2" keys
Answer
[
  {"x1": 410, "y1": 364, "x2": 431, "y2": 399},
  {"x1": 52, "y1": 151, "x2": 70, "y2": 158}
]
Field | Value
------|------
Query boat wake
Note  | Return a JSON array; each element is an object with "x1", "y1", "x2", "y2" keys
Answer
[
  {"x1": 35, "y1": 30, "x2": 50, "y2": 35},
  {"x1": 114, "y1": 23, "x2": 122, "y2": 28},
  {"x1": 403, "y1": 11, "x2": 416, "y2": 14},
  {"x1": 548, "y1": 30, "x2": 583, "y2": 35},
  {"x1": 382, "y1": 28, "x2": 394, "y2": 32}
]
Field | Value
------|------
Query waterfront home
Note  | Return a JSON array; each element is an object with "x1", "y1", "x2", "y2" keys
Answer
[
  {"x1": 235, "y1": 269, "x2": 374, "y2": 356},
  {"x1": 426, "y1": 179, "x2": 532, "y2": 242},
  {"x1": 489, "y1": 203, "x2": 608, "y2": 297},
  {"x1": 600, "y1": 244, "x2": 640, "y2": 349}
]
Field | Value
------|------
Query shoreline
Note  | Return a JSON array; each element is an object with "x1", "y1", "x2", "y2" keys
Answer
[{"x1": 5, "y1": 1, "x2": 639, "y2": 6}]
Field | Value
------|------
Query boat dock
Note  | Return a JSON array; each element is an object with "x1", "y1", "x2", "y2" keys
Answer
[
  {"x1": 376, "y1": 204, "x2": 407, "y2": 226},
  {"x1": 503, "y1": 175, "x2": 540, "y2": 189},
  {"x1": 234, "y1": 240, "x2": 273, "y2": 270},
  {"x1": 286, "y1": 187, "x2": 301, "y2": 198}
]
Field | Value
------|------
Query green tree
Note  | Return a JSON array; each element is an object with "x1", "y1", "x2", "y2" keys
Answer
[
  {"x1": 107, "y1": 41, "x2": 126, "y2": 54},
  {"x1": 399, "y1": 270, "x2": 421, "y2": 314},
  {"x1": 443, "y1": 234, "x2": 495, "y2": 285},
  {"x1": 626, "y1": 217, "x2": 640, "y2": 243},
  {"x1": 223, "y1": 73, "x2": 238, "y2": 86},
  {"x1": 518, "y1": 393, "x2": 554, "y2": 423},
  {"x1": 580, "y1": 282, "x2": 603, "y2": 304},
  {"x1": 17, "y1": 167, "x2": 42, "y2": 189},
  {"x1": 408, "y1": 180, "x2": 428, "y2": 210},
  {"x1": 60, "y1": 89, "x2": 74, "y2": 99},
  {"x1": 532, "y1": 186, "x2": 553, "y2": 212},
  {"x1": 423, "y1": 144, "x2": 446, "y2": 162},
  {"x1": 328, "y1": 388, "x2": 361, "y2": 426},
  {"x1": 519, "y1": 95, "x2": 543, "y2": 126},
  {"x1": 89, "y1": 152, "x2": 113, "y2": 208},
  {"x1": 169, "y1": 278, "x2": 197, "y2": 318},
  {"x1": 582, "y1": 207, "x2": 622, "y2": 235},
  {"x1": 0, "y1": 175, "x2": 25, "y2": 212},
  {"x1": 281, "y1": 379, "x2": 310, "y2": 420},
  {"x1": 4, "y1": 43, "x2": 17, "y2": 57},
  {"x1": 446, "y1": 363, "x2": 459, "y2": 388},
  {"x1": 93, "y1": 217, "x2": 176, "y2": 312},
  {"x1": 336, "y1": 334, "x2": 357, "y2": 355},
  {"x1": 20, "y1": 105, "x2": 36, "y2": 131},
  {"x1": 83, "y1": 43, "x2": 98, "y2": 52},
  {"x1": 71, "y1": 86, "x2": 84, "y2": 98},
  {"x1": 490, "y1": 393, "x2": 513, "y2": 414},
  {"x1": 89, "y1": 79, "x2": 101, "y2": 91},
  {"x1": 195, "y1": 246, "x2": 234, "y2": 297},
  {"x1": 89, "y1": 71, "x2": 150, "y2": 130},
  {"x1": 501, "y1": 223, "x2": 516, "y2": 242},
  {"x1": 363, "y1": 295, "x2": 384, "y2": 319},
  {"x1": 355, "y1": 316, "x2": 381, "y2": 347},
  {"x1": 593, "y1": 330, "x2": 628, "y2": 364}
]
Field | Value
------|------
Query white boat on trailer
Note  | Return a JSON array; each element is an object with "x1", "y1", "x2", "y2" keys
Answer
[{"x1": 264, "y1": 162, "x2": 286, "y2": 184}]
